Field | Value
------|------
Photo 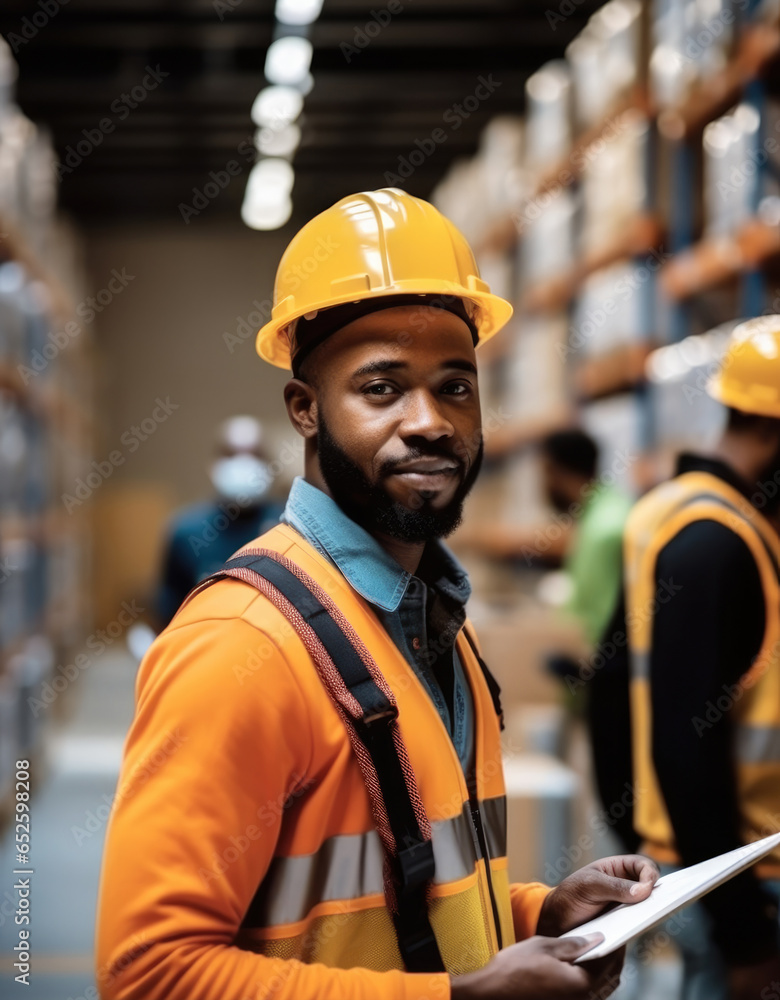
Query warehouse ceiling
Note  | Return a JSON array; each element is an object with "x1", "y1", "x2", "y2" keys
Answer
[{"x1": 0, "y1": 0, "x2": 606, "y2": 225}]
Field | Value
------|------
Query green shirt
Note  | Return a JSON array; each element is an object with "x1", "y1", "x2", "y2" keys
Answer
[{"x1": 564, "y1": 483, "x2": 632, "y2": 646}]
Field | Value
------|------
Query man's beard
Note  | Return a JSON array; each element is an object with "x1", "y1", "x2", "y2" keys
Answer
[{"x1": 317, "y1": 414, "x2": 483, "y2": 543}]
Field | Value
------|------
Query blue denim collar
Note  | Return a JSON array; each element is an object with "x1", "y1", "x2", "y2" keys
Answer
[{"x1": 280, "y1": 476, "x2": 471, "y2": 613}]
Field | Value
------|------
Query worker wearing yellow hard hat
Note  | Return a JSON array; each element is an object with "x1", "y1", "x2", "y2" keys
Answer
[
  {"x1": 607, "y1": 316, "x2": 780, "y2": 999},
  {"x1": 96, "y1": 188, "x2": 658, "y2": 1000},
  {"x1": 708, "y1": 315, "x2": 780, "y2": 419},
  {"x1": 255, "y1": 187, "x2": 513, "y2": 370}
]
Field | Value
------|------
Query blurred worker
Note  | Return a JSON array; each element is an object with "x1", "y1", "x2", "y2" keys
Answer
[
  {"x1": 539, "y1": 430, "x2": 636, "y2": 853},
  {"x1": 96, "y1": 189, "x2": 657, "y2": 1000},
  {"x1": 155, "y1": 415, "x2": 284, "y2": 628},
  {"x1": 455, "y1": 428, "x2": 630, "y2": 646},
  {"x1": 455, "y1": 429, "x2": 636, "y2": 849},
  {"x1": 621, "y1": 316, "x2": 780, "y2": 999},
  {"x1": 539, "y1": 429, "x2": 632, "y2": 652}
]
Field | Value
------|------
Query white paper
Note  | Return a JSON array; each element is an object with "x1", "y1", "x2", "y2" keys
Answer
[{"x1": 559, "y1": 831, "x2": 780, "y2": 962}]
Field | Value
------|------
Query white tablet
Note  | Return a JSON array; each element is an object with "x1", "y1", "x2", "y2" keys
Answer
[{"x1": 560, "y1": 831, "x2": 780, "y2": 962}]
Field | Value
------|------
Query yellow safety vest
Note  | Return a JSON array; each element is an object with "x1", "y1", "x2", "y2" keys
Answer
[
  {"x1": 626, "y1": 471, "x2": 780, "y2": 878},
  {"x1": 96, "y1": 524, "x2": 549, "y2": 1000}
]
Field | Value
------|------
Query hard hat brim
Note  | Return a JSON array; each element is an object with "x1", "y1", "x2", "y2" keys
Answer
[
  {"x1": 707, "y1": 374, "x2": 780, "y2": 419},
  {"x1": 256, "y1": 284, "x2": 514, "y2": 369}
]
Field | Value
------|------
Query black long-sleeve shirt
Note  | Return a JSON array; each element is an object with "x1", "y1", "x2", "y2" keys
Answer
[{"x1": 590, "y1": 454, "x2": 779, "y2": 964}]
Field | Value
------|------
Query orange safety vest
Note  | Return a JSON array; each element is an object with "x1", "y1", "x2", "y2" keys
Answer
[
  {"x1": 96, "y1": 523, "x2": 550, "y2": 1000},
  {"x1": 626, "y1": 471, "x2": 780, "y2": 878}
]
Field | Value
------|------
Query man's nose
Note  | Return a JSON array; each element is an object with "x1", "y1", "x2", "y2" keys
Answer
[{"x1": 398, "y1": 390, "x2": 455, "y2": 442}]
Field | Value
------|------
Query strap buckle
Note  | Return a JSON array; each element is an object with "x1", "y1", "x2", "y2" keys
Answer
[{"x1": 360, "y1": 702, "x2": 399, "y2": 727}]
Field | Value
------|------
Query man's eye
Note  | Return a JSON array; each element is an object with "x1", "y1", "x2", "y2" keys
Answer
[
  {"x1": 364, "y1": 383, "x2": 396, "y2": 396},
  {"x1": 443, "y1": 382, "x2": 471, "y2": 395}
]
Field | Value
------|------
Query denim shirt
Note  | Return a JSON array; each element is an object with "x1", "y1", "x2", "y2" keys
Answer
[{"x1": 281, "y1": 476, "x2": 475, "y2": 775}]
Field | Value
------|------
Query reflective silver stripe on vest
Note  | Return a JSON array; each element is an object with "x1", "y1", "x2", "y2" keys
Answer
[
  {"x1": 431, "y1": 805, "x2": 479, "y2": 883},
  {"x1": 247, "y1": 829, "x2": 386, "y2": 928},
  {"x1": 736, "y1": 725, "x2": 780, "y2": 763},
  {"x1": 481, "y1": 795, "x2": 507, "y2": 859},
  {"x1": 630, "y1": 650, "x2": 650, "y2": 680},
  {"x1": 245, "y1": 803, "x2": 494, "y2": 929}
]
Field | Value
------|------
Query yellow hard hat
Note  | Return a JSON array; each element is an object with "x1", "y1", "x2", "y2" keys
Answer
[
  {"x1": 708, "y1": 315, "x2": 780, "y2": 419},
  {"x1": 255, "y1": 187, "x2": 513, "y2": 369}
]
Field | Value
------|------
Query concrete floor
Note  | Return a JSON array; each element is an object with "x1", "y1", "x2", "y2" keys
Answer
[
  {"x1": 0, "y1": 644, "x2": 682, "y2": 999},
  {"x1": 0, "y1": 649, "x2": 134, "y2": 1000}
]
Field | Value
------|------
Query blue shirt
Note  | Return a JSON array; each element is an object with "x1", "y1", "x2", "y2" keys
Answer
[
  {"x1": 157, "y1": 499, "x2": 284, "y2": 627},
  {"x1": 281, "y1": 476, "x2": 475, "y2": 775}
]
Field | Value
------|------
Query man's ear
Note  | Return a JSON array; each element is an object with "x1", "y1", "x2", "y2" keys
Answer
[{"x1": 284, "y1": 378, "x2": 318, "y2": 439}]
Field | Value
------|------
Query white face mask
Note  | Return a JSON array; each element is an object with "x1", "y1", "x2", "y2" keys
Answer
[{"x1": 210, "y1": 454, "x2": 272, "y2": 506}]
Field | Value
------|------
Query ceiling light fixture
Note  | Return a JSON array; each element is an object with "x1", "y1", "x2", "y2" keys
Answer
[
  {"x1": 275, "y1": 0, "x2": 323, "y2": 26},
  {"x1": 264, "y1": 36, "x2": 312, "y2": 87}
]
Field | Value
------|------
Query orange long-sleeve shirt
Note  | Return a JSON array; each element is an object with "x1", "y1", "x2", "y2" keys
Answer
[{"x1": 95, "y1": 524, "x2": 550, "y2": 999}]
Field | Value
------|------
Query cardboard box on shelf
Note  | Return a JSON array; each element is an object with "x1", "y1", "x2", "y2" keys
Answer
[
  {"x1": 503, "y1": 752, "x2": 579, "y2": 885},
  {"x1": 502, "y1": 314, "x2": 569, "y2": 422},
  {"x1": 92, "y1": 482, "x2": 176, "y2": 628},
  {"x1": 580, "y1": 110, "x2": 651, "y2": 256},
  {"x1": 525, "y1": 61, "x2": 572, "y2": 178},
  {"x1": 567, "y1": 0, "x2": 644, "y2": 133},
  {"x1": 581, "y1": 392, "x2": 645, "y2": 495}
]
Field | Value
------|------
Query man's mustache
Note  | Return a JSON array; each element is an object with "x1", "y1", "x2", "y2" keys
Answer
[{"x1": 379, "y1": 447, "x2": 466, "y2": 478}]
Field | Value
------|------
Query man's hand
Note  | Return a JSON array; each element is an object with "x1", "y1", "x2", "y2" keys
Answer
[
  {"x1": 729, "y1": 956, "x2": 780, "y2": 1000},
  {"x1": 537, "y1": 855, "x2": 660, "y2": 936},
  {"x1": 450, "y1": 934, "x2": 624, "y2": 1000}
]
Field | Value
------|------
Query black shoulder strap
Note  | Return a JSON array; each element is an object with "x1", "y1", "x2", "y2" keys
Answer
[
  {"x1": 201, "y1": 553, "x2": 446, "y2": 974},
  {"x1": 462, "y1": 624, "x2": 505, "y2": 731}
]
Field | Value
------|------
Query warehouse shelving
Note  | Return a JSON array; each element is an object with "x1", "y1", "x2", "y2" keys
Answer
[
  {"x1": 527, "y1": 88, "x2": 654, "y2": 204},
  {"x1": 573, "y1": 342, "x2": 657, "y2": 401},
  {"x1": 484, "y1": 407, "x2": 576, "y2": 462},
  {"x1": 519, "y1": 214, "x2": 665, "y2": 315},
  {"x1": 437, "y1": 0, "x2": 780, "y2": 560},
  {"x1": 661, "y1": 218, "x2": 780, "y2": 299},
  {"x1": 0, "y1": 45, "x2": 95, "y2": 830},
  {"x1": 658, "y1": 20, "x2": 780, "y2": 139}
]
